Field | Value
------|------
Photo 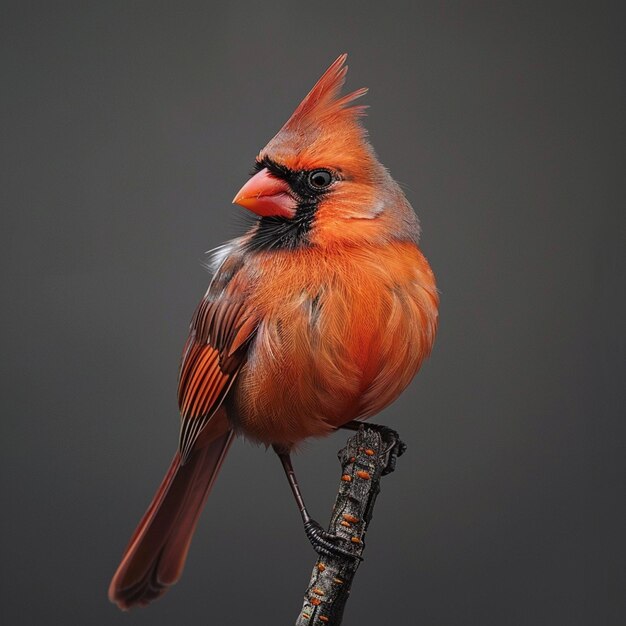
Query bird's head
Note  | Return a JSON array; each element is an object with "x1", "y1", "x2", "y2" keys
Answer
[{"x1": 233, "y1": 54, "x2": 419, "y2": 250}]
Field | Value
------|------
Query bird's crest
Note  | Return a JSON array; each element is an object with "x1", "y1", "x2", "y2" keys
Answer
[
  {"x1": 262, "y1": 54, "x2": 372, "y2": 171},
  {"x1": 281, "y1": 53, "x2": 368, "y2": 132}
]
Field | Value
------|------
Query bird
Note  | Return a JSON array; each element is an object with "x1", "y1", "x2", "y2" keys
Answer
[{"x1": 109, "y1": 53, "x2": 439, "y2": 610}]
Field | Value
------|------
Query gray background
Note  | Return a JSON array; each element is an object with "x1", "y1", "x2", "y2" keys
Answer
[{"x1": 2, "y1": 1, "x2": 624, "y2": 624}]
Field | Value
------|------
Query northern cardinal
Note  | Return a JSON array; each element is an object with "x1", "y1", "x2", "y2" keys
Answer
[{"x1": 109, "y1": 54, "x2": 438, "y2": 610}]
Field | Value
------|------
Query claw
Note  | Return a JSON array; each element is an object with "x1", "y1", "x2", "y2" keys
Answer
[
  {"x1": 304, "y1": 519, "x2": 362, "y2": 560},
  {"x1": 397, "y1": 440, "x2": 408, "y2": 456},
  {"x1": 367, "y1": 425, "x2": 406, "y2": 476}
]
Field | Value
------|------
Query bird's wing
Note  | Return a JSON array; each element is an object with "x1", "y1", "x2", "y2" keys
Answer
[{"x1": 177, "y1": 258, "x2": 257, "y2": 462}]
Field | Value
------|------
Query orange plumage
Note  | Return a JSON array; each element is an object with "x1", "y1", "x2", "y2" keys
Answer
[{"x1": 109, "y1": 54, "x2": 438, "y2": 610}]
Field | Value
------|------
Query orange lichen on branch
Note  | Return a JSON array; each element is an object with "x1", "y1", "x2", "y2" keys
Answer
[{"x1": 295, "y1": 425, "x2": 399, "y2": 626}]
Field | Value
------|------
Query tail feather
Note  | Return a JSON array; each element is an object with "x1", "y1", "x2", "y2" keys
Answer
[{"x1": 109, "y1": 426, "x2": 233, "y2": 609}]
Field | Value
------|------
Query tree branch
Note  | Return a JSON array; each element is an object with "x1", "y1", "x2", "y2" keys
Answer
[{"x1": 294, "y1": 425, "x2": 397, "y2": 625}]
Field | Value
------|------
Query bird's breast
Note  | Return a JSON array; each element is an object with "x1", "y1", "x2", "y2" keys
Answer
[{"x1": 227, "y1": 242, "x2": 438, "y2": 447}]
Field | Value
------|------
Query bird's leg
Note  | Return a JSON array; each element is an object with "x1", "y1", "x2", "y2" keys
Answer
[
  {"x1": 273, "y1": 445, "x2": 360, "y2": 560},
  {"x1": 340, "y1": 420, "x2": 407, "y2": 475}
]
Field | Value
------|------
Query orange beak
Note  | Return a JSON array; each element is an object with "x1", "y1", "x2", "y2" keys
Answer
[{"x1": 232, "y1": 168, "x2": 296, "y2": 219}]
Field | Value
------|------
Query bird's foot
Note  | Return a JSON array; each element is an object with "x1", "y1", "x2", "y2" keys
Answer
[
  {"x1": 304, "y1": 519, "x2": 361, "y2": 560},
  {"x1": 366, "y1": 425, "x2": 407, "y2": 475}
]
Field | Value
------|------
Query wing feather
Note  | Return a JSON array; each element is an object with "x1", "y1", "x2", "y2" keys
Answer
[{"x1": 177, "y1": 255, "x2": 256, "y2": 463}]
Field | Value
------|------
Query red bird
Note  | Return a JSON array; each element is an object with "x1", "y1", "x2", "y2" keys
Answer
[{"x1": 109, "y1": 54, "x2": 438, "y2": 609}]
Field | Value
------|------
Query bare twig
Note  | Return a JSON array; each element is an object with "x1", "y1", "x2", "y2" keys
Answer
[{"x1": 295, "y1": 425, "x2": 397, "y2": 625}]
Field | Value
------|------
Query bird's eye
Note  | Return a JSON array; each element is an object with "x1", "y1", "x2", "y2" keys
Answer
[{"x1": 307, "y1": 170, "x2": 333, "y2": 189}]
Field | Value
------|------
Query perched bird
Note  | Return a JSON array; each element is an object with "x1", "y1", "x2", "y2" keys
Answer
[{"x1": 109, "y1": 54, "x2": 438, "y2": 610}]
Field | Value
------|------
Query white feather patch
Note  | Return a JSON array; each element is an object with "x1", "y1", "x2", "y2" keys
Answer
[{"x1": 204, "y1": 240, "x2": 238, "y2": 274}]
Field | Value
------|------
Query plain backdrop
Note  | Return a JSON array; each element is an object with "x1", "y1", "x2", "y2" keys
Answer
[{"x1": 1, "y1": 1, "x2": 624, "y2": 625}]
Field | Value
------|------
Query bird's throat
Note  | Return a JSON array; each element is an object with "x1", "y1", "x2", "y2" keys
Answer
[{"x1": 245, "y1": 204, "x2": 317, "y2": 252}]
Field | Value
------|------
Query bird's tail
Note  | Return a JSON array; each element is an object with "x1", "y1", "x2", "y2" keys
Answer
[{"x1": 108, "y1": 419, "x2": 233, "y2": 610}]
